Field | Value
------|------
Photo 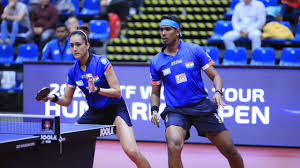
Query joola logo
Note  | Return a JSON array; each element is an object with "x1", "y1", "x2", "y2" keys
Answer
[
  {"x1": 100, "y1": 127, "x2": 115, "y2": 137},
  {"x1": 171, "y1": 59, "x2": 182, "y2": 66},
  {"x1": 40, "y1": 134, "x2": 58, "y2": 144},
  {"x1": 40, "y1": 134, "x2": 57, "y2": 140}
]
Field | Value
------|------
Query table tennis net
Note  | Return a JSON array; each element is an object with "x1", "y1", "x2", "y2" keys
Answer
[{"x1": 0, "y1": 114, "x2": 60, "y2": 135}]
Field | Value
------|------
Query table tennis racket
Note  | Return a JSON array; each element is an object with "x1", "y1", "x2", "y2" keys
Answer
[
  {"x1": 153, "y1": 113, "x2": 160, "y2": 128},
  {"x1": 35, "y1": 87, "x2": 50, "y2": 101}
]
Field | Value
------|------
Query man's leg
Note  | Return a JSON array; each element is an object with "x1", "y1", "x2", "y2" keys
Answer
[
  {"x1": 206, "y1": 131, "x2": 244, "y2": 168},
  {"x1": 165, "y1": 125, "x2": 187, "y2": 168},
  {"x1": 10, "y1": 21, "x2": 21, "y2": 45},
  {"x1": 1, "y1": 20, "x2": 9, "y2": 42},
  {"x1": 248, "y1": 29, "x2": 262, "y2": 51},
  {"x1": 40, "y1": 29, "x2": 55, "y2": 49},
  {"x1": 222, "y1": 30, "x2": 240, "y2": 49}
]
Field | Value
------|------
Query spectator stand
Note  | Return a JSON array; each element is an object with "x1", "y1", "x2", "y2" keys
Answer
[
  {"x1": 105, "y1": 0, "x2": 229, "y2": 62},
  {"x1": 0, "y1": 45, "x2": 23, "y2": 112}
]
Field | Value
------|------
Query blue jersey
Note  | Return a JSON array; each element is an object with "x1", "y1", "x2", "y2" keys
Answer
[
  {"x1": 66, "y1": 54, "x2": 120, "y2": 109},
  {"x1": 41, "y1": 38, "x2": 75, "y2": 62},
  {"x1": 150, "y1": 40, "x2": 214, "y2": 107}
]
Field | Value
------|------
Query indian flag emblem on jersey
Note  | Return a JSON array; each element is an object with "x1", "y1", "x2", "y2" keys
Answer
[
  {"x1": 185, "y1": 62, "x2": 194, "y2": 69},
  {"x1": 93, "y1": 76, "x2": 100, "y2": 82}
]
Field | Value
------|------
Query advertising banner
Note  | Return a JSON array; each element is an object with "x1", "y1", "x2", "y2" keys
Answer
[{"x1": 24, "y1": 63, "x2": 300, "y2": 147}]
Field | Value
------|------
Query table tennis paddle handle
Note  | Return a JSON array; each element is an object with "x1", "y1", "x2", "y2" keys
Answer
[{"x1": 153, "y1": 113, "x2": 160, "y2": 128}]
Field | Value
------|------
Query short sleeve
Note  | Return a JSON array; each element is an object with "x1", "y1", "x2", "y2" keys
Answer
[
  {"x1": 100, "y1": 57, "x2": 112, "y2": 74},
  {"x1": 66, "y1": 67, "x2": 76, "y2": 88},
  {"x1": 150, "y1": 60, "x2": 162, "y2": 85},
  {"x1": 195, "y1": 46, "x2": 214, "y2": 71}
]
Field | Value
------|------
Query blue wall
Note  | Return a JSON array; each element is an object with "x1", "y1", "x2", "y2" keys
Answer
[{"x1": 24, "y1": 63, "x2": 300, "y2": 147}]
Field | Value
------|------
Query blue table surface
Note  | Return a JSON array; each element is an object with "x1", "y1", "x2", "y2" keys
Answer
[{"x1": 0, "y1": 123, "x2": 109, "y2": 143}]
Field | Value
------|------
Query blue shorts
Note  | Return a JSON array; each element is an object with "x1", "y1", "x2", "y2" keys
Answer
[
  {"x1": 77, "y1": 97, "x2": 132, "y2": 126},
  {"x1": 161, "y1": 99, "x2": 226, "y2": 140}
]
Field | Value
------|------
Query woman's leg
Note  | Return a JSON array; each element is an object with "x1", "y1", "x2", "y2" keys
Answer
[{"x1": 113, "y1": 116, "x2": 151, "y2": 168}]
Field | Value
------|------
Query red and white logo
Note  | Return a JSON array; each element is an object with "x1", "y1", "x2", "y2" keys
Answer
[
  {"x1": 42, "y1": 119, "x2": 53, "y2": 131},
  {"x1": 44, "y1": 121, "x2": 51, "y2": 129},
  {"x1": 175, "y1": 73, "x2": 187, "y2": 84}
]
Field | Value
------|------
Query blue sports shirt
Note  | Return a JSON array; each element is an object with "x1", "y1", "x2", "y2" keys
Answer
[
  {"x1": 66, "y1": 54, "x2": 120, "y2": 109},
  {"x1": 41, "y1": 38, "x2": 75, "y2": 62},
  {"x1": 150, "y1": 40, "x2": 214, "y2": 107}
]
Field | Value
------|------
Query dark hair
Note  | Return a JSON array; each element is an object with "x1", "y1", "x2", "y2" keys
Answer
[
  {"x1": 161, "y1": 15, "x2": 181, "y2": 28},
  {"x1": 69, "y1": 25, "x2": 90, "y2": 44},
  {"x1": 55, "y1": 23, "x2": 67, "y2": 30}
]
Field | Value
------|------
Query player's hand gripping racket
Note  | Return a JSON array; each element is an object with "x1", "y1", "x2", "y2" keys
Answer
[
  {"x1": 86, "y1": 74, "x2": 96, "y2": 93},
  {"x1": 35, "y1": 87, "x2": 50, "y2": 101},
  {"x1": 152, "y1": 111, "x2": 160, "y2": 128}
]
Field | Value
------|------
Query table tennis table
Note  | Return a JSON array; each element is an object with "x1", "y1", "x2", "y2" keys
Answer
[{"x1": 0, "y1": 115, "x2": 116, "y2": 168}]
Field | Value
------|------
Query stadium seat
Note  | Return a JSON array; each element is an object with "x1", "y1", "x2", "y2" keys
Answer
[
  {"x1": 19, "y1": 0, "x2": 29, "y2": 4},
  {"x1": 59, "y1": 0, "x2": 80, "y2": 16},
  {"x1": 191, "y1": 39, "x2": 201, "y2": 45},
  {"x1": 0, "y1": 44, "x2": 14, "y2": 64},
  {"x1": 291, "y1": 22, "x2": 300, "y2": 45},
  {"x1": 202, "y1": 46, "x2": 220, "y2": 64},
  {"x1": 71, "y1": 0, "x2": 80, "y2": 15},
  {"x1": 207, "y1": 20, "x2": 232, "y2": 45},
  {"x1": 15, "y1": 44, "x2": 39, "y2": 63},
  {"x1": 279, "y1": 48, "x2": 300, "y2": 66},
  {"x1": 250, "y1": 47, "x2": 276, "y2": 65},
  {"x1": 77, "y1": 0, "x2": 100, "y2": 17},
  {"x1": 223, "y1": 47, "x2": 248, "y2": 65},
  {"x1": 223, "y1": 0, "x2": 239, "y2": 19},
  {"x1": 89, "y1": 20, "x2": 110, "y2": 42},
  {"x1": 261, "y1": 0, "x2": 278, "y2": 6},
  {"x1": 120, "y1": 38, "x2": 129, "y2": 46},
  {"x1": 1, "y1": 0, "x2": 8, "y2": 6}
]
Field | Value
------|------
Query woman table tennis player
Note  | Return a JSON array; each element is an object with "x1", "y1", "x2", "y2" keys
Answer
[{"x1": 39, "y1": 25, "x2": 151, "y2": 168}]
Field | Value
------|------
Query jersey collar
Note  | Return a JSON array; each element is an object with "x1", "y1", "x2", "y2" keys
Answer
[
  {"x1": 161, "y1": 39, "x2": 182, "y2": 56},
  {"x1": 78, "y1": 53, "x2": 92, "y2": 67}
]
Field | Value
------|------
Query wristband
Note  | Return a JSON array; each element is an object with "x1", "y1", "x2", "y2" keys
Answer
[
  {"x1": 151, "y1": 105, "x2": 159, "y2": 115},
  {"x1": 51, "y1": 94, "x2": 58, "y2": 103},
  {"x1": 215, "y1": 89, "x2": 223, "y2": 96},
  {"x1": 95, "y1": 86, "x2": 100, "y2": 93}
]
